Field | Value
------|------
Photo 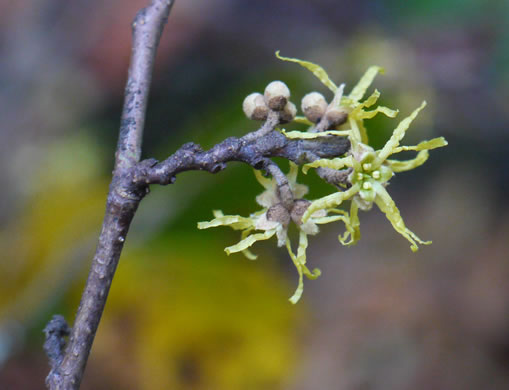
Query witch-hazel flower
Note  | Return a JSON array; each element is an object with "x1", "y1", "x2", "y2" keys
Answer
[
  {"x1": 198, "y1": 162, "x2": 346, "y2": 303},
  {"x1": 303, "y1": 100, "x2": 447, "y2": 251},
  {"x1": 275, "y1": 52, "x2": 448, "y2": 251}
]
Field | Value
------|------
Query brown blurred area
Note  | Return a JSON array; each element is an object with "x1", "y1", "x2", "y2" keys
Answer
[{"x1": 1, "y1": 0, "x2": 509, "y2": 389}]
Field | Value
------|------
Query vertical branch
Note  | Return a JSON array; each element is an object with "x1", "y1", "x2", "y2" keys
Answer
[
  {"x1": 116, "y1": 0, "x2": 173, "y2": 171},
  {"x1": 45, "y1": 1, "x2": 174, "y2": 389}
]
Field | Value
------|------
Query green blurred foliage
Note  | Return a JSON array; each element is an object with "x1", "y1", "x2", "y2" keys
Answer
[{"x1": 384, "y1": 0, "x2": 506, "y2": 27}]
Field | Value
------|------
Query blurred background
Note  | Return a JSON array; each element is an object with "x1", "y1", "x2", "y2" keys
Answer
[{"x1": 1, "y1": 0, "x2": 508, "y2": 389}]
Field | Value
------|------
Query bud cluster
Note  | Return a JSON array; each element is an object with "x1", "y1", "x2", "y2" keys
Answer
[
  {"x1": 243, "y1": 78, "x2": 350, "y2": 128},
  {"x1": 301, "y1": 91, "x2": 348, "y2": 126},
  {"x1": 266, "y1": 198, "x2": 312, "y2": 228},
  {"x1": 242, "y1": 80, "x2": 296, "y2": 123}
]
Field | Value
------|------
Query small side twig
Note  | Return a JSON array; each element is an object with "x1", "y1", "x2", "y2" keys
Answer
[
  {"x1": 133, "y1": 129, "x2": 349, "y2": 186},
  {"x1": 264, "y1": 160, "x2": 294, "y2": 209},
  {"x1": 43, "y1": 315, "x2": 71, "y2": 374}
]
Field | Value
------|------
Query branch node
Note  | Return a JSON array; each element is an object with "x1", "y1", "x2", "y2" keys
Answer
[
  {"x1": 182, "y1": 142, "x2": 203, "y2": 153},
  {"x1": 43, "y1": 315, "x2": 71, "y2": 370},
  {"x1": 211, "y1": 162, "x2": 227, "y2": 173}
]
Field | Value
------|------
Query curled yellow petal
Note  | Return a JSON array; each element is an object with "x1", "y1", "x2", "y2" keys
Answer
[
  {"x1": 240, "y1": 229, "x2": 258, "y2": 260},
  {"x1": 391, "y1": 137, "x2": 448, "y2": 154},
  {"x1": 225, "y1": 230, "x2": 276, "y2": 255},
  {"x1": 285, "y1": 238, "x2": 304, "y2": 304},
  {"x1": 386, "y1": 150, "x2": 429, "y2": 172},
  {"x1": 349, "y1": 116, "x2": 365, "y2": 145},
  {"x1": 313, "y1": 215, "x2": 349, "y2": 225},
  {"x1": 275, "y1": 51, "x2": 337, "y2": 92},
  {"x1": 359, "y1": 89, "x2": 380, "y2": 108},
  {"x1": 377, "y1": 101, "x2": 427, "y2": 162},
  {"x1": 198, "y1": 213, "x2": 255, "y2": 230},
  {"x1": 302, "y1": 156, "x2": 353, "y2": 174},
  {"x1": 296, "y1": 233, "x2": 321, "y2": 281},
  {"x1": 281, "y1": 129, "x2": 351, "y2": 139},
  {"x1": 285, "y1": 161, "x2": 309, "y2": 198},
  {"x1": 373, "y1": 183, "x2": 431, "y2": 252},
  {"x1": 358, "y1": 106, "x2": 399, "y2": 120},
  {"x1": 253, "y1": 168, "x2": 273, "y2": 189},
  {"x1": 349, "y1": 66, "x2": 384, "y2": 102},
  {"x1": 346, "y1": 200, "x2": 361, "y2": 246},
  {"x1": 302, "y1": 183, "x2": 360, "y2": 222},
  {"x1": 356, "y1": 119, "x2": 369, "y2": 145},
  {"x1": 286, "y1": 232, "x2": 320, "y2": 304},
  {"x1": 314, "y1": 206, "x2": 359, "y2": 246},
  {"x1": 213, "y1": 210, "x2": 224, "y2": 218},
  {"x1": 313, "y1": 211, "x2": 354, "y2": 245},
  {"x1": 293, "y1": 116, "x2": 314, "y2": 126},
  {"x1": 287, "y1": 161, "x2": 299, "y2": 183}
]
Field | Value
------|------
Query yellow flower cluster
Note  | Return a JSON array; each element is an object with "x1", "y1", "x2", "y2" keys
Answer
[
  {"x1": 277, "y1": 52, "x2": 448, "y2": 252},
  {"x1": 199, "y1": 52, "x2": 448, "y2": 303},
  {"x1": 198, "y1": 163, "x2": 353, "y2": 303}
]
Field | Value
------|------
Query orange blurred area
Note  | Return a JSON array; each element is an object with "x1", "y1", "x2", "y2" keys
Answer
[{"x1": 1, "y1": 0, "x2": 509, "y2": 389}]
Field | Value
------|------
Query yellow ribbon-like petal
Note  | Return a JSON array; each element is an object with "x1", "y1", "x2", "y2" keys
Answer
[
  {"x1": 302, "y1": 155, "x2": 353, "y2": 174},
  {"x1": 349, "y1": 66, "x2": 384, "y2": 102},
  {"x1": 346, "y1": 201, "x2": 361, "y2": 246},
  {"x1": 373, "y1": 183, "x2": 431, "y2": 252},
  {"x1": 391, "y1": 137, "x2": 448, "y2": 154},
  {"x1": 240, "y1": 229, "x2": 258, "y2": 260},
  {"x1": 377, "y1": 101, "x2": 427, "y2": 162},
  {"x1": 302, "y1": 183, "x2": 361, "y2": 222},
  {"x1": 358, "y1": 106, "x2": 399, "y2": 120},
  {"x1": 286, "y1": 161, "x2": 298, "y2": 184},
  {"x1": 198, "y1": 212, "x2": 255, "y2": 231},
  {"x1": 386, "y1": 150, "x2": 429, "y2": 172},
  {"x1": 225, "y1": 230, "x2": 276, "y2": 255},
  {"x1": 275, "y1": 51, "x2": 337, "y2": 92},
  {"x1": 359, "y1": 89, "x2": 380, "y2": 108},
  {"x1": 281, "y1": 129, "x2": 351, "y2": 139},
  {"x1": 286, "y1": 232, "x2": 321, "y2": 304},
  {"x1": 253, "y1": 169, "x2": 273, "y2": 190},
  {"x1": 293, "y1": 116, "x2": 314, "y2": 126}
]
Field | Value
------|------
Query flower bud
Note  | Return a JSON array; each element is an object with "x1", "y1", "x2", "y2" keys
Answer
[
  {"x1": 325, "y1": 107, "x2": 348, "y2": 127},
  {"x1": 290, "y1": 199, "x2": 311, "y2": 225},
  {"x1": 242, "y1": 92, "x2": 269, "y2": 121},
  {"x1": 264, "y1": 81, "x2": 290, "y2": 111},
  {"x1": 267, "y1": 203, "x2": 291, "y2": 226},
  {"x1": 301, "y1": 92, "x2": 328, "y2": 123},
  {"x1": 279, "y1": 101, "x2": 297, "y2": 123}
]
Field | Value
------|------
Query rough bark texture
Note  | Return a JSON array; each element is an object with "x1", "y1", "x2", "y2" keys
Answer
[
  {"x1": 133, "y1": 129, "x2": 349, "y2": 186},
  {"x1": 43, "y1": 0, "x2": 351, "y2": 388}
]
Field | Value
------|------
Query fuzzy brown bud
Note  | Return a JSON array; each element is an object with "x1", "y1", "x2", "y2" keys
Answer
[
  {"x1": 290, "y1": 199, "x2": 311, "y2": 225},
  {"x1": 264, "y1": 81, "x2": 290, "y2": 111},
  {"x1": 242, "y1": 92, "x2": 269, "y2": 121},
  {"x1": 267, "y1": 203, "x2": 291, "y2": 226},
  {"x1": 279, "y1": 101, "x2": 297, "y2": 123},
  {"x1": 301, "y1": 92, "x2": 328, "y2": 123},
  {"x1": 325, "y1": 107, "x2": 348, "y2": 127}
]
